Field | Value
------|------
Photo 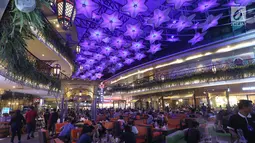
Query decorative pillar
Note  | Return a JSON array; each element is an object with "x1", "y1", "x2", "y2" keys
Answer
[
  {"x1": 226, "y1": 90, "x2": 230, "y2": 108},
  {"x1": 125, "y1": 101, "x2": 127, "y2": 109},
  {"x1": 206, "y1": 92, "x2": 211, "y2": 109},
  {"x1": 161, "y1": 96, "x2": 165, "y2": 111},
  {"x1": 118, "y1": 101, "x2": 120, "y2": 109},
  {"x1": 150, "y1": 97, "x2": 153, "y2": 109},
  {"x1": 246, "y1": 95, "x2": 249, "y2": 100},
  {"x1": 193, "y1": 93, "x2": 197, "y2": 108},
  {"x1": 91, "y1": 86, "x2": 97, "y2": 121}
]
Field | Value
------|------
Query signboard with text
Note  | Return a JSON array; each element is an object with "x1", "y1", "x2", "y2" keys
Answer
[{"x1": 231, "y1": 6, "x2": 246, "y2": 31}]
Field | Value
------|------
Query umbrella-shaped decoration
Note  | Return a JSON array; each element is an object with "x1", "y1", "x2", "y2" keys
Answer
[
  {"x1": 76, "y1": 0, "x2": 98, "y2": 18},
  {"x1": 188, "y1": 32, "x2": 207, "y2": 45},
  {"x1": 145, "y1": 30, "x2": 163, "y2": 44},
  {"x1": 101, "y1": 12, "x2": 123, "y2": 31},
  {"x1": 124, "y1": 24, "x2": 143, "y2": 40},
  {"x1": 122, "y1": 0, "x2": 148, "y2": 18},
  {"x1": 131, "y1": 40, "x2": 145, "y2": 51},
  {"x1": 148, "y1": 44, "x2": 161, "y2": 54},
  {"x1": 147, "y1": 8, "x2": 171, "y2": 27}
]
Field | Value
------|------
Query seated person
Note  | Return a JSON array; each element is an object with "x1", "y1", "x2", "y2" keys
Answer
[
  {"x1": 58, "y1": 120, "x2": 76, "y2": 143},
  {"x1": 77, "y1": 125, "x2": 94, "y2": 143},
  {"x1": 147, "y1": 113, "x2": 154, "y2": 124},
  {"x1": 185, "y1": 120, "x2": 201, "y2": 143},
  {"x1": 120, "y1": 125, "x2": 136, "y2": 143},
  {"x1": 128, "y1": 120, "x2": 138, "y2": 135},
  {"x1": 117, "y1": 116, "x2": 125, "y2": 129}
]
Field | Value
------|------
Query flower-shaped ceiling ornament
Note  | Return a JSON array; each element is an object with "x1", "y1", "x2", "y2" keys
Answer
[
  {"x1": 135, "y1": 53, "x2": 146, "y2": 60},
  {"x1": 96, "y1": 66, "x2": 104, "y2": 72},
  {"x1": 116, "y1": 63, "x2": 124, "y2": 69},
  {"x1": 101, "y1": 46, "x2": 113, "y2": 55},
  {"x1": 76, "y1": 0, "x2": 99, "y2": 18},
  {"x1": 202, "y1": 14, "x2": 222, "y2": 32},
  {"x1": 109, "y1": 56, "x2": 120, "y2": 63},
  {"x1": 124, "y1": 58, "x2": 135, "y2": 65},
  {"x1": 112, "y1": 36, "x2": 125, "y2": 48},
  {"x1": 167, "y1": 35, "x2": 180, "y2": 42},
  {"x1": 93, "y1": 54, "x2": 105, "y2": 61},
  {"x1": 95, "y1": 73, "x2": 103, "y2": 79},
  {"x1": 174, "y1": 14, "x2": 196, "y2": 32},
  {"x1": 145, "y1": 30, "x2": 163, "y2": 43},
  {"x1": 82, "y1": 64, "x2": 91, "y2": 70},
  {"x1": 89, "y1": 29, "x2": 106, "y2": 42},
  {"x1": 148, "y1": 44, "x2": 161, "y2": 54},
  {"x1": 167, "y1": 0, "x2": 193, "y2": 9},
  {"x1": 124, "y1": 24, "x2": 143, "y2": 39},
  {"x1": 122, "y1": 0, "x2": 148, "y2": 18},
  {"x1": 101, "y1": 12, "x2": 123, "y2": 31},
  {"x1": 80, "y1": 40, "x2": 96, "y2": 50},
  {"x1": 188, "y1": 32, "x2": 207, "y2": 45},
  {"x1": 147, "y1": 8, "x2": 171, "y2": 27},
  {"x1": 131, "y1": 40, "x2": 145, "y2": 51},
  {"x1": 194, "y1": 0, "x2": 219, "y2": 13},
  {"x1": 119, "y1": 50, "x2": 130, "y2": 58},
  {"x1": 86, "y1": 59, "x2": 96, "y2": 65}
]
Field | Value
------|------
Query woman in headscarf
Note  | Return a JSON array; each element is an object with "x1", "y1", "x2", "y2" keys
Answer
[{"x1": 10, "y1": 110, "x2": 26, "y2": 143}]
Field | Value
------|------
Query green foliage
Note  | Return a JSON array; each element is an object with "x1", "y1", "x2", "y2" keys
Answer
[{"x1": 0, "y1": 0, "x2": 60, "y2": 90}]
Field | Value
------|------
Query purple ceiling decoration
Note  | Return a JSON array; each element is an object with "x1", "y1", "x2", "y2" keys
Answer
[
  {"x1": 109, "y1": 56, "x2": 120, "y2": 63},
  {"x1": 188, "y1": 32, "x2": 207, "y2": 45},
  {"x1": 147, "y1": 8, "x2": 171, "y2": 27},
  {"x1": 194, "y1": 0, "x2": 219, "y2": 13},
  {"x1": 145, "y1": 30, "x2": 163, "y2": 43},
  {"x1": 131, "y1": 40, "x2": 145, "y2": 51},
  {"x1": 223, "y1": 0, "x2": 240, "y2": 6},
  {"x1": 95, "y1": 73, "x2": 103, "y2": 79},
  {"x1": 135, "y1": 53, "x2": 146, "y2": 60},
  {"x1": 124, "y1": 58, "x2": 135, "y2": 65},
  {"x1": 109, "y1": 68, "x2": 116, "y2": 74},
  {"x1": 80, "y1": 40, "x2": 96, "y2": 50},
  {"x1": 76, "y1": 0, "x2": 99, "y2": 18},
  {"x1": 76, "y1": 55, "x2": 86, "y2": 61},
  {"x1": 90, "y1": 69, "x2": 96, "y2": 74},
  {"x1": 168, "y1": 20, "x2": 177, "y2": 28},
  {"x1": 102, "y1": 37, "x2": 111, "y2": 43},
  {"x1": 101, "y1": 46, "x2": 113, "y2": 55},
  {"x1": 148, "y1": 44, "x2": 161, "y2": 54},
  {"x1": 119, "y1": 50, "x2": 130, "y2": 58},
  {"x1": 90, "y1": 76, "x2": 97, "y2": 80},
  {"x1": 122, "y1": 0, "x2": 148, "y2": 18},
  {"x1": 86, "y1": 59, "x2": 96, "y2": 65},
  {"x1": 167, "y1": 35, "x2": 180, "y2": 42},
  {"x1": 89, "y1": 29, "x2": 106, "y2": 42},
  {"x1": 116, "y1": 63, "x2": 124, "y2": 69},
  {"x1": 93, "y1": 54, "x2": 105, "y2": 61},
  {"x1": 82, "y1": 64, "x2": 91, "y2": 70},
  {"x1": 112, "y1": 36, "x2": 125, "y2": 48},
  {"x1": 124, "y1": 23, "x2": 143, "y2": 39},
  {"x1": 192, "y1": 22, "x2": 200, "y2": 29},
  {"x1": 167, "y1": 0, "x2": 193, "y2": 9},
  {"x1": 80, "y1": 74, "x2": 88, "y2": 79},
  {"x1": 96, "y1": 66, "x2": 104, "y2": 72},
  {"x1": 174, "y1": 14, "x2": 196, "y2": 32},
  {"x1": 101, "y1": 12, "x2": 123, "y2": 31},
  {"x1": 202, "y1": 14, "x2": 223, "y2": 32}
]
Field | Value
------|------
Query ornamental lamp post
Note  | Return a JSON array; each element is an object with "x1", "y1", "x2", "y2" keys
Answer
[
  {"x1": 53, "y1": 64, "x2": 61, "y2": 77},
  {"x1": 56, "y1": 0, "x2": 75, "y2": 30}
]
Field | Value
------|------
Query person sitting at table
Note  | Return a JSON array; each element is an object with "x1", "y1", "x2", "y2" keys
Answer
[
  {"x1": 120, "y1": 125, "x2": 136, "y2": 143},
  {"x1": 58, "y1": 120, "x2": 76, "y2": 143},
  {"x1": 185, "y1": 120, "x2": 200, "y2": 143},
  {"x1": 128, "y1": 120, "x2": 138, "y2": 135},
  {"x1": 77, "y1": 125, "x2": 94, "y2": 143}
]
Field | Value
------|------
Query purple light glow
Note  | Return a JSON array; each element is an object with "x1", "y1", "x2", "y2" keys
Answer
[
  {"x1": 96, "y1": 66, "x2": 105, "y2": 72},
  {"x1": 116, "y1": 63, "x2": 124, "y2": 69},
  {"x1": 223, "y1": 0, "x2": 240, "y2": 6},
  {"x1": 135, "y1": 53, "x2": 146, "y2": 60},
  {"x1": 101, "y1": 46, "x2": 113, "y2": 55},
  {"x1": 76, "y1": 0, "x2": 99, "y2": 18},
  {"x1": 89, "y1": 29, "x2": 106, "y2": 42},
  {"x1": 95, "y1": 73, "x2": 103, "y2": 79},
  {"x1": 174, "y1": 14, "x2": 195, "y2": 32},
  {"x1": 101, "y1": 12, "x2": 123, "y2": 31},
  {"x1": 112, "y1": 36, "x2": 125, "y2": 48},
  {"x1": 147, "y1": 8, "x2": 171, "y2": 27},
  {"x1": 93, "y1": 54, "x2": 105, "y2": 61},
  {"x1": 124, "y1": 58, "x2": 134, "y2": 65},
  {"x1": 188, "y1": 32, "x2": 207, "y2": 45},
  {"x1": 80, "y1": 40, "x2": 96, "y2": 50},
  {"x1": 145, "y1": 30, "x2": 163, "y2": 44},
  {"x1": 167, "y1": 35, "x2": 180, "y2": 42},
  {"x1": 82, "y1": 64, "x2": 91, "y2": 70},
  {"x1": 148, "y1": 44, "x2": 161, "y2": 54},
  {"x1": 131, "y1": 40, "x2": 145, "y2": 51},
  {"x1": 86, "y1": 59, "x2": 96, "y2": 65},
  {"x1": 194, "y1": 0, "x2": 219, "y2": 13},
  {"x1": 167, "y1": 0, "x2": 193, "y2": 9},
  {"x1": 122, "y1": 0, "x2": 148, "y2": 18},
  {"x1": 124, "y1": 24, "x2": 143, "y2": 40},
  {"x1": 202, "y1": 14, "x2": 222, "y2": 32},
  {"x1": 76, "y1": 55, "x2": 86, "y2": 61}
]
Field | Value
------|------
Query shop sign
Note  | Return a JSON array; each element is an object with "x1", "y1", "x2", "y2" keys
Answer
[{"x1": 231, "y1": 6, "x2": 246, "y2": 31}]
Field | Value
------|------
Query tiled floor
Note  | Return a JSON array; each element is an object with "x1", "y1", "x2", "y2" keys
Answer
[{"x1": 0, "y1": 133, "x2": 39, "y2": 143}]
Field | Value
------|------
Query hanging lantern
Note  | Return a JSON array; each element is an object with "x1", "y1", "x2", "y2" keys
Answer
[
  {"x1": 15, "y1": 0, "x2": 36, "y2": 13},
  {"x1": 76, "y1": 45, "x2": 81, "y2": 54},
  {"x1": 53, "y1": 64, "x2": 61, "y2": 76},
  {"x1": 212, "y1": 65, "x2": 217, "y2": 73},
  {"x1": 56, "y1": 0, "x2": 75, "y2": 30}
]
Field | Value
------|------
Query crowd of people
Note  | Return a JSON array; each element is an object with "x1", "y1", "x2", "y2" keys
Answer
[{"x1": 7, "y1": 99, "x2": 255, "y2": 143}]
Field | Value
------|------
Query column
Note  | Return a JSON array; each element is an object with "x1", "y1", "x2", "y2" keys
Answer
[
  {"x1": 206, "y1": 92, "x2": 211, "y2": 109},
  {"x1": 150, "y1": 97, "x2": 153, "y2": 109},
  {"x1": 161, "y1": 96, "x2": 165, "y2": 111},
  {"x1": 91, "y1": 85, "x2": 98, "y2": 121},
  {"x1": 226, "y1": 90, "x2": 230, "y2": 108},
  {"x1": 118, "y1": 101, "x2": 120, "y2": 109},
  {"x1": 60, "y1": 82, "x2": 65, "y2": 123},
  {"x1": 193, "y1": 93, "x2": 197, "y2": 108},
  {"x1": 247, "y1": 95, "x2": 249, "y2": 100}
]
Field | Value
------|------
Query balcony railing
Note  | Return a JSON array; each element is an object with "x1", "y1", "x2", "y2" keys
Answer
[{"x1": 107, "y1": 58, "x2": 255, "y2": 94}]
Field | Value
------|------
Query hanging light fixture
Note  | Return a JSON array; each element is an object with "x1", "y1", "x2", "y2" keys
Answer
[
  {"x1": 53, "y1": 64, "x2": 61, "y2": 76},
  {"x1": 76, "y1": 45, "x2": 81, "y2": 54},
  {"x1": 56, "y1": 0, "x2": 75, "y2": 30},
  {"x1": 212, "y1": 64, "x2": 217, "y2": 73}
]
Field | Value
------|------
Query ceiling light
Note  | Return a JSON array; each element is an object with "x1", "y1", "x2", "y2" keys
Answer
[
  {"x1": 12, "y1": 86, "x2": 16, "y2": 88},
  {"x1": 56, "y1": 24, "x2": 60, "y2": 28},
  {"x1": 42, "y1": 54, "x2": 45, "y2": 56},
  {"x1": 242, "y1": 87, "x2": 255, "y2": 91}
]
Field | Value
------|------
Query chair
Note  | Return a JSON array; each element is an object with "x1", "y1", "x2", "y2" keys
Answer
[
  {"x1": 134, "y1": 119, "x2": 147, "y2": 126},
  {"x1": 84, "y1": 120, "x2": 92, "y2": 126},
  {"x1": 71, "y1": 128, "x2": 82, "y2": 143},
  {"x1": 167, "y1": 119, "x2": 181, "y2": 129},
  {"x1": 103, "y1": 122, "x2": 114, "y2": 130},
  {"x1": 55, "y1": 123, "x2": 67, "y2": 135}
]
